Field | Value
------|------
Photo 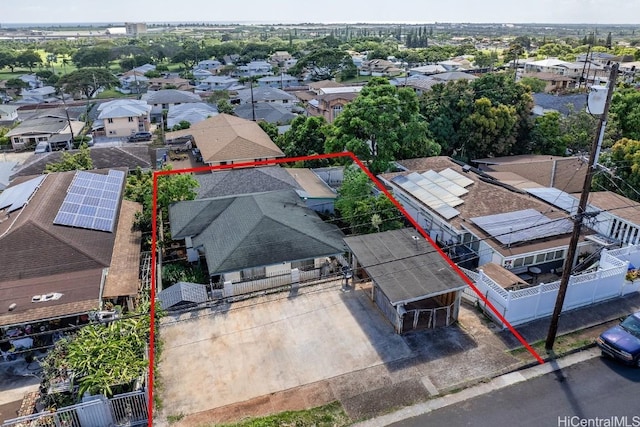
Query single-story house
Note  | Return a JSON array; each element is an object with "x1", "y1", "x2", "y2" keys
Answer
[
  {"x1": 0, "y1": 105, "x2": 18, "y2": 125},
  {"x1": 193, "y1": 166, "x2": 301, "y2": 199},
  {"x1": 196, "y1": 76, "x2": 241, "y2": 92},
  {"x1": 166, "y1": 102, "x2": 218, "y2": 129},
  {"x1": 473, "y1": 154, "x2": 586, "y2": 194},
  {"x1": 257, "y1": 74, "x2": 300, "y2": 89},
  {"x1": 6, "y1": 116, "x2": 83, "y2": 151},
  {"x1": 194, "y1": 59, "x2": 223, "y2": 72},
  {"x1": 234, "y1": 103, "x2": 296, "y2": 125},
  {"x1": 11, "y1": 146, "x2": 153, "y2": 179},
  {"x1": 142, "y1": 89, "x2": 202, "y2": 123},
  {"x1": 233, "y1": 86, "x2": 297, "y2": 106},
  {"x1": 165, "y1": 114, "x2": 284, "y2": 167},
  {"x1": 284, "y1": 168, "x2": 337, "y2": 214},
  {"x1": 169, "y1": 189, "x2": 347, "y2": 287},
  {"x1": 17, "y1": 86, "x2": 58, "y2": 104},
  {"x1": 0, "y1": 169, "x2": 142, "y2": 329},
  {"x1": 381, "y1": 157, "x2": 593, "y2": 275},
  {"x1": 344, "y1": 228, "x2": 467, "y2": 333}
]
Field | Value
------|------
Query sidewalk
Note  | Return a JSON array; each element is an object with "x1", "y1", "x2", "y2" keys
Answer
[{"x1": 169, "y1": 290, "x2": 640, "y2": 426}]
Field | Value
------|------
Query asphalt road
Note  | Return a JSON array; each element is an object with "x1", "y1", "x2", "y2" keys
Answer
[{"x1": 392, "y1": 356, "x2": 640, "y2": 427}]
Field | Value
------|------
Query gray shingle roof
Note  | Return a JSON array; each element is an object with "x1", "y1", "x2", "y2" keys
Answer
[
  {"x1": 11, "y1": 146, "x2": 152, "y2": 179},
  {"x1": 169, "y1": 190, "x2": 346, "y2": 274},
  {"x1": 194, "y1": 166, "x2": 301, "y2": 199},
  {"x1": 532, "y1": 93, "x2": 587, "y2": 116},
  {"x1": 344, "y1": 228, "x2": 467, "y2": 305},
  {"x1": 235, "y1": 87, "x2": 296, "y2": 103},
  {"x1": 234, "y1": 103, "x2": 296, "y2": 124},
  {"x1": 158, "y1": 282, "x2": 208, "y2": 310},
  {"x1": 142, "y1": 89, "x2": 201, "y2": 105}
]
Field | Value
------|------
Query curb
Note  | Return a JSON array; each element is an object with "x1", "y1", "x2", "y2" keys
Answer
[{"x1": 353, "y1": 346, "x2": 602, "y2": 427}]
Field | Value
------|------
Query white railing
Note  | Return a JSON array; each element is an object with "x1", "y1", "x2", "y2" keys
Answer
[
  {"x1": 466, "y1": 250, "x2": 631, "y2": 328},
  {"x1": 2, "y1": 390, "x2": 147, "y2": 427}
]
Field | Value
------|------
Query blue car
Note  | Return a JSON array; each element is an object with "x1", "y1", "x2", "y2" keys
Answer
[{"x1": 596, "y1": 311, "x2": 640, "y2": 367}]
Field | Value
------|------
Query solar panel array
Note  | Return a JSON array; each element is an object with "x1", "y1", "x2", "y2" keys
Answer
[
  {"x1": 525, "y1": 187, "x2": 599, "y2": 215},
  {"x1": 392, "y1": 168, "x2": 474, "y2": 220},
  {"x1": 470, "y1": 208, "x2": 574, "y2": 245},
  {"x1": 53, "y1": 170, "x2": 125, "y2": 233},
  {"x1": 0, "y1": 175, "x2": 46, "y2": 213}
]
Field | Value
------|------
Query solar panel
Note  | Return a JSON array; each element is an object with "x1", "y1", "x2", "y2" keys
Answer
[
  {"x1": 0, "y1": 175, "x2": 46, "y2": 213},
  {"x1": 439, "y1": 168, "x2": 474, "y2": 188},
  {"x1": 471, "y1": 209, "x2": 574, "y2": 245},
  {"x1": 394, "y1": 171, "x2": 466, "y2": 219},
  {"x1": 53, "y1": 170, "x2": 125, "y2": 233}
]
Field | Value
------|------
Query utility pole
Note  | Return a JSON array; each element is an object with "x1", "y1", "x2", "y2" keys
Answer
[{"x1": 545, "y1": 63, "x2": 619, "y2": 351}]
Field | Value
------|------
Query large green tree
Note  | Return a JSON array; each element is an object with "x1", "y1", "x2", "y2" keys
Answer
[
  {"x1": 596, "y1": 138, "x2": 640, "y2": 201},
  {"x1": 124, "y1": 166, "x2": 199, "y2": 234},
  {"x1": 335, "y1": 166, "x2": 403, "y2": 234},
  {"x1": 280, "y1": 115, "x2": 329, "y2": 161},
  {"x1": 459, "y1": 97, "x2": 518, "y2": 159},
  {"x1": 420, "y1": 80, "x2": 475, "y2": 156},
  {"x1": 72, "y1": 46, "x2": 112, "y2": 68},
  {"x1": 44, "y1": 144, "x2": 93, "y2": 173},
  {"x1": 16, "y1": 49, "x2": 42, "y2": 72},
  {"x1": 0, "y1": 49, "x2": 17, "y2": 72},
  {"x1": 326, "y1": 78, "x2": 440, "y2": 174},
  {"x1": 470, "y1": 73, "x2": 533, "y2": 150},
  {"x1": 56, "y1": 68, "x2": 119, "y2": 99},
  {"x1": 290, "y1": 48, "x2": 353, "y2": 81},
  {"x1": 530, "y1": 111, "x2": 565, "y2": 155},
  {"x1": 609, "y1": 88, "x2": 640, "y2": 141}
]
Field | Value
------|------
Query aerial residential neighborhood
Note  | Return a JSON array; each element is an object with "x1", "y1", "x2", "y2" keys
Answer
[{"x1": 1, "y1": 2, "x2": 640, "y2": 426}]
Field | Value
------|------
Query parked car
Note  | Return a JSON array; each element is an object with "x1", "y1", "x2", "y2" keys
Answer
[
  {"x1": 127, "y1": 131, "x2": 153, "y2": 142},
  {"x1": 596, "y1": 311, "x2": 640, "y2": 367}
]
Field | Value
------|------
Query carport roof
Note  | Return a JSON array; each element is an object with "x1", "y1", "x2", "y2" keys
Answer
[{"x1": 344, "y1": 228, "x2": 467, "y2": 305}]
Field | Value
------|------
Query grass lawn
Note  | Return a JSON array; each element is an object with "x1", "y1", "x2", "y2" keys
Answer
[
  {"x1": 338, "y1": 74, "x2": 377, "y2": 84},
  {"x1": 96, "y1": 89, "x2": 131, "y2": 99},
  {"x1": 194, "y1": 402, "x2": 352, "y2": 427}
]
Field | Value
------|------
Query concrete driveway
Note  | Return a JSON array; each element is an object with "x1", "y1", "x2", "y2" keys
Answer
[{"x1": 157, "y1": 281, "x2": 414, "y2": 419}]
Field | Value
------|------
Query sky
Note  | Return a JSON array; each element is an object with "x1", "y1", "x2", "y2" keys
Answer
[{"x1": 2, "y1": 0, "x2": 640, "y2": 25}]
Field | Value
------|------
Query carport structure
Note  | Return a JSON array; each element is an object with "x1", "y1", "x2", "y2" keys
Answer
[{"x1": 344, "y1": 228, "x2": 467, "y2": 333}]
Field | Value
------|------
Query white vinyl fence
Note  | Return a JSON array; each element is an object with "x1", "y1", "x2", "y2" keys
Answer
[
  {"x1": 460, "y1": 246, "x2": 640, "y2": 328},
  {"x1": 222, "y1": 268, "x2": 322, "y2": 298},
  {"x1": 2, "y1": 390, "x2": 147, "y2": 427}
]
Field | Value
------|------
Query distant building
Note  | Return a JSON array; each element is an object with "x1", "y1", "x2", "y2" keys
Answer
[{"x1": 125, "y1": 22, "x2": 147, "y2": 36}]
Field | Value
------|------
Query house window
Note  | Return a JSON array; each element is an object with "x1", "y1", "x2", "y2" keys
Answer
[
  {"x1": 108, "y1": 118, "x2": 114, "y2": 124},
  {"x1": 332, "y1": 105, "x2": 343, "y2": 118},
  {"x1": 128, "y1": 117, "x2": 134, "y2": 122},
  {"x1": 536, "y1": 254, "x2": 546, "y2": 263}
]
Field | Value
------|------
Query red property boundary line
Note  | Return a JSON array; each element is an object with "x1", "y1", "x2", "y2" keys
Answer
[{"x1": 147, "y1": 152, "x2": 544, "y2": 424}]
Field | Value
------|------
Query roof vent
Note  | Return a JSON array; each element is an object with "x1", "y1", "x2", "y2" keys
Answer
[{"x1": 8, "y1": 303, "x2": 16, "y2": 311}]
